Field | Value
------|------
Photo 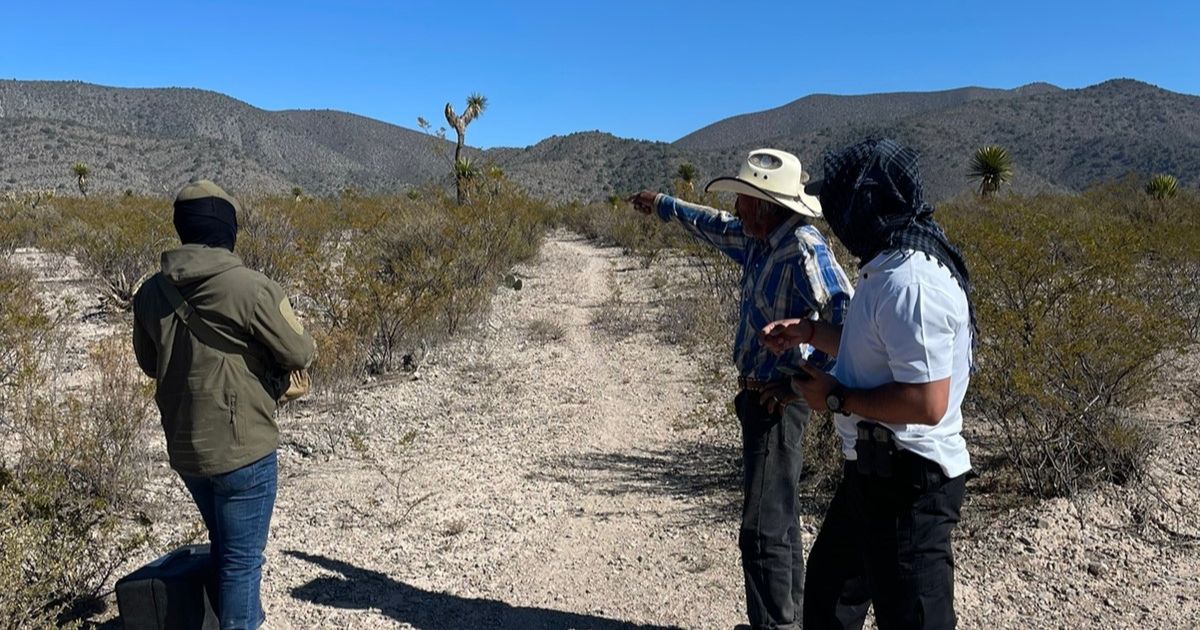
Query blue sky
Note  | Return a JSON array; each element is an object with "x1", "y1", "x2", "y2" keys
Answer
[{"x1": 3, "y1": 1, "x2": 1197, "y2": 148}]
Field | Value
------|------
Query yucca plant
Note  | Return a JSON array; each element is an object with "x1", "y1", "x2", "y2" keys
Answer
[
  {"x1": 674, "y1": 163, "x2": 698, "y2": 201},
  {"x1": 968, "y1": 145, "x2": 1012, "y2": 197},
  {"x1": 1145, "y1": 174, "x2": 1179, "y2": 201},
  {"x1": 72, "y1": 162, "x2": 90, "y2": 197},
  {"x1": 453, "y1": 158, "x2": 479, "y2": 203},
  {"x1": 444, "y1": 93, "x2": 488, "y2": 205}
]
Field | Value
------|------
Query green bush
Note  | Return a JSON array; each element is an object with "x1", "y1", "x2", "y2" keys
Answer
[
  {"x1": 300, "y1": 183, "x2": 547, "y2": 379},
  {"x1": 943, "y1": 187, "x2": 1199, "y2": 497},
  {"x1": 0, "y1": 335, "x2": 156, "y2": 627},
  {"x1": 0, "y1": 260, "x2": 54, "y2": 402},
  {"x1": 41, "y1": 197, "x2": 176, "y2": 311}
]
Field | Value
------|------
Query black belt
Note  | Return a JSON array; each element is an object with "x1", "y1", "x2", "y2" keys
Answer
[{"x1": 737, "y1": 376, "x2": 786, "y2": 391}]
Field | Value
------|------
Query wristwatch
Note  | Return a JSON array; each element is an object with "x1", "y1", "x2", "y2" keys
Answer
[{"x1": 826, "y1": 385, "x2": 850, "y2": 416}]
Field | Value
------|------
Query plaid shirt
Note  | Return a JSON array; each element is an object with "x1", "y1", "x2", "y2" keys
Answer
[{"x1": 654, "y1": 194, "x2": 853, "y2": 380}]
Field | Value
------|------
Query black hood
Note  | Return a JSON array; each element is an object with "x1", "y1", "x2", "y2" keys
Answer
[{"x1": 174, "y1": 196, "x2": 237, "y2": 251}]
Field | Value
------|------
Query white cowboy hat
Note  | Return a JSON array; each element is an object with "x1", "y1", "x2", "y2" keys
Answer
[{"x1": 704, "y1": 148, "x2": 822, "y2": 217}]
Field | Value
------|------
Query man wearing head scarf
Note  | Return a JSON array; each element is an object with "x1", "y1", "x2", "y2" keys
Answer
[
  {"x1": 762, "y1": 138, "x2": 974, "y2": 629},
  {"x1": 629, "y1": 148, "x2": 853, "y2": 630},
  {"x1": 133, "y1": 180, "x2": 316, "y2": 630}
]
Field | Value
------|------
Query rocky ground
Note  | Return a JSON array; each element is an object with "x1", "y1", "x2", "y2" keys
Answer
[{"x1": 15, "y1": 233, "x2": 1200, "y2": 629}]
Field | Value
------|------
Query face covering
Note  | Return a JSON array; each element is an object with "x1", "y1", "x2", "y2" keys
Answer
[
  {"x1": 819, "y1": 138, "x2": 977, "y2": 359},
  {"x1": 173, "y1": 196, "x2": 237, "y2": 251}
]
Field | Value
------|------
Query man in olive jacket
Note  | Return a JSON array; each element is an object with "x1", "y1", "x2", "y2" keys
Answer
[{"x1": 133, "y1": 179, "x2": 315, "y2": 630}]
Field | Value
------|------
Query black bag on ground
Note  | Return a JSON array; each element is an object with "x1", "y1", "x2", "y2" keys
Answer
[{"x1": 115, "y1": 544, "x2": 218, "y2": 630}]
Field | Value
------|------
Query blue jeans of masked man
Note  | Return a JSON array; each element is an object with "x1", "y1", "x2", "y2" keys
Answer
[{"x1": 181, "y1": 452, "x2": 277, "y2": 630}]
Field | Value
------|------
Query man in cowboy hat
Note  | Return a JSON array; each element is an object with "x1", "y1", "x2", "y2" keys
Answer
[
  {"x1": 762, "y1": 138, "x2": 974, "y2": 629},
  {"x1": 629, "y1": 149, "x2": 853, "y2": 630}
]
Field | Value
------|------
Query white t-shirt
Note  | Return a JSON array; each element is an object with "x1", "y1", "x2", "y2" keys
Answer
[{"x1": 832, "y1": 249, "x2": 972, "y2": 478}]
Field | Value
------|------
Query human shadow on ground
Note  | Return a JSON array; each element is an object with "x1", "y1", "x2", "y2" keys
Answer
[
  {"x1": 285, "y1": 551, "x2": 683, "y2": 630},
  {"x1": 528, "y1": 438, "x2": 744, "y2": 526},
  {"x1": 531, "y1": 435, "x2": 843, "y2": 527}
]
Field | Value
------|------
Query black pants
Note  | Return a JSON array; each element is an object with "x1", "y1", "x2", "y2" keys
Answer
[
  {"x1": 735, "y1": 391, "x2": 810, "y2": 630},
  {"x1": 804, "y1": 457, "x2": 967, "y2": 630}
]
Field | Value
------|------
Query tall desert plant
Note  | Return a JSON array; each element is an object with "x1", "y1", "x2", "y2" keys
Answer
[
  {"x1": 444, "y1": 93, "x2": 488, "y2": 205},
  {"x1": 71, "y1": 163, "x2": 89, "y2": 197},
  {"x1": 968, "y1": 145, "x2": 1012, "y2": 197},
  {"x1": 674, "y1": 163, "x2": 698, "y2": 200}
]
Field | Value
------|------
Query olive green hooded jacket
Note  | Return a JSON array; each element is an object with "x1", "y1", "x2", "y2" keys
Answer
[{"x1": 133, "y1": 244, "x2": 316, "y2": 476}]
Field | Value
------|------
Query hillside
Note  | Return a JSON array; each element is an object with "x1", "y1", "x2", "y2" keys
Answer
[
  {"x1": 674, "y1": 83, "x2": 1063, "y2": 150},
  {"x1": 0, "y1": 80, "x2": 448, "y2": 196},
  {"x1": 1, "y1": 79, "x2": 1198, "y2": 202}
]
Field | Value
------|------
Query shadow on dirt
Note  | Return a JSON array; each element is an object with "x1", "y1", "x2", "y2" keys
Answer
[{"x1": 286, "y1": 550, "x2": 683, "y2": 630}]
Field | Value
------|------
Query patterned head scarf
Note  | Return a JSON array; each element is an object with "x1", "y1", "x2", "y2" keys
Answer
[{"x1": 817, "y1": 138, "x2": 977, "y2": 354}]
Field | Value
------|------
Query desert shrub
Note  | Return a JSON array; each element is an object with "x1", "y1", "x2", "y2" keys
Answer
[
  {"x1": 943, "y1": 189, "x2": 1199, "y2": 497},
  {"x1": 42, "y1": 196, "x2": 176, "y2": 311},
  {"x1": 551, "y1": 200, "x2": 691, "y2": 267},
  {"x1": 0, "y1": 260, "x2": 55, "y2": 403},
  {"x1": 0, "y1": 199, "x2": 53, "y2": 250},
  {"x1": 300, "y1": 185, "x2": 547, "y2": 379},
  {"x1": 0, "y1": 334, "x2": 156, "y2": 626},
  {"x1": 236, "y1": 200, "x2": 308, "y2": 292}
]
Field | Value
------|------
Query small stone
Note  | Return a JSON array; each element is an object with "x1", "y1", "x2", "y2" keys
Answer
[{"x1": 1087, "y1": 561, "x2": 1106, "y2": 577}]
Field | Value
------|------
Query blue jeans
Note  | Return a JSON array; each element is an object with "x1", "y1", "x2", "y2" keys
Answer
[
  {"x1": 736, "y1": 391, "x2": 809, "y2": 630},
  {"x1": 181, "y1": 451, "x2": 277, "y2": 630}
]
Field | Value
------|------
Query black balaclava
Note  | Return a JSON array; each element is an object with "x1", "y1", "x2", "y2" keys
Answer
[
  {"x1": 173, "y1": 181, "x2": 238, "y2": 251},
  {"x1": 817, "y1": 138, "x2": 977, "y2": 353}
]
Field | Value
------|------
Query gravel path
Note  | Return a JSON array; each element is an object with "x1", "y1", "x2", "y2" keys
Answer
[
  {"x1": 16, "y1": 235, "x2": 1197, "y2": 629},
  {"x1": 260, "y1": 235, "x2": 748, "y2": 629}
]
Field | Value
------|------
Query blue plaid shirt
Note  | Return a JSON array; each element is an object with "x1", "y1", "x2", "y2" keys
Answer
[{"x1": 655, "y1": 194, "x2": 854, "y2": 380}]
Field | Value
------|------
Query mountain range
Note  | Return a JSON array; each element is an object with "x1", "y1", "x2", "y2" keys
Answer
[{"x1": 1, "y1": 78, "x2": 1197, "y2": 202}]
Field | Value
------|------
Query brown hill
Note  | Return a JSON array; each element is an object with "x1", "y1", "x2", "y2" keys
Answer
[{"x1": 1, "y1": 78, "x2": 1197, "y2": 202}]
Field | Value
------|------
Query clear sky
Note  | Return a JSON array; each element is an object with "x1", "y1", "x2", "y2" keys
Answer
[{"x1": 2, "y1": 0, "x2": 1197, "y2": 148}]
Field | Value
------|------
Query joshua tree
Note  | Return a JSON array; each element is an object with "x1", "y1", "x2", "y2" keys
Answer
[
  {"x1": 291, "y1": 186, "x2": 303, "y2": 201},
  {"x1": 968, "y1": 145, "x2": 1012, "y2": 197},
  {"x1": 444, "y1": 93, "x2": 488, "y2": 205},
  {"x1": 72, "y1": 162, "x2": 90, "y2": 196},
  {"x1": 1145, "y1": 174, "x2": 1179, "y2": 201},
  {"x1": 676, "y1": 163, "x2": 697, "y2": 199}
]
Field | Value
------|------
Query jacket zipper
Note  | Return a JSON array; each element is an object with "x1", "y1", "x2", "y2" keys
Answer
[{"x1": 229, "y1": 392, "x2": 240, "y2": 444}]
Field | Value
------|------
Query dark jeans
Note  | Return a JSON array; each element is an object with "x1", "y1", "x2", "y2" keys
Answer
[
  {"x1": 181, "y1": 451, "x2": 278, "y2": 630},
  {"x1": 804, "y1": 457, "x2": 967, "y2": 630},
  {"x1": 735, "y1": 390, "x2": 810, "y2": 630}
]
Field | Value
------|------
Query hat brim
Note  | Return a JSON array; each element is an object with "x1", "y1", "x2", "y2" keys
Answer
[{"x1": 704, "y1": 177, "x2": 822, "y2": 218}]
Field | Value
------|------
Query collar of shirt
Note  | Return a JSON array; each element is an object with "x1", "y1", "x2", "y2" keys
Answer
[
  {"x1": 861, "y1": 248, "x2": 916, "y2": 277},
  {"x1": 767, "y1": 214, "x2": 806, "y2": 249}
]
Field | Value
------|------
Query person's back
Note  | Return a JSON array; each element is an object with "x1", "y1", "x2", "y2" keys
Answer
[
  {"x1": 132, "y1": 179, "x2": 315, "y2": 630},
  {"x1": 135, "y1": 244, "x2": 314, "y2": 475}
]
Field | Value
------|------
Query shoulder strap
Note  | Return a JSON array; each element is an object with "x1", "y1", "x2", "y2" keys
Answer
[{"x1": 157, "y1": 275, "x2": 268, "y2": 371}]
